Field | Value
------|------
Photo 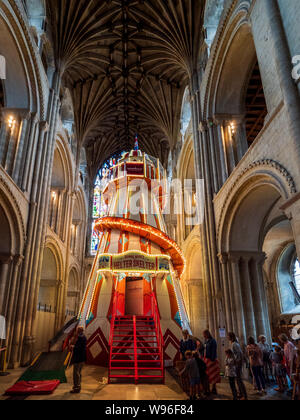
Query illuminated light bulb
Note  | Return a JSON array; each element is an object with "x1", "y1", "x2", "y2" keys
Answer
[
  {"x1": 230, "y1": 122, "x2": 235, "y2": 135},
  {"x1": 8, "y1": 116, "x2": 15, "y2": 129}
]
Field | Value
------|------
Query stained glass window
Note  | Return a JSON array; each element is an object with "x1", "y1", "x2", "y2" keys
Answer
[
  {"x1": 90, "y1": 152, "x2": 125, "y2": 255},
  {"x1": 293, "y1": 258, "x2": 300, "y2": 296}
]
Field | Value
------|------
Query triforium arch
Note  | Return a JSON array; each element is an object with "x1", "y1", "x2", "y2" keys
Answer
[
  {"x1": 48, "y1": 135, "x2": 74, "y2": 240},
  {"x1": 71, "y1": 187, "x2": 87, "y2": 258},
  {"x1": 202, "y1": 1, "x2": 268, "y2": 187},
  {"x1": 176, "y1": 135, "x2": 196, "y2": 244},
  {"x1": 218, "y1": 161, "x2": 297, "y2": 345},
  {"x1": 0, "y1": 0, "x2": 45, "y2": 116}
]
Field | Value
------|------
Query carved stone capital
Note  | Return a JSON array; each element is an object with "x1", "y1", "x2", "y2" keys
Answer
[{"x1": 218, "y1": 253, "x2": 228, "y2": 265}]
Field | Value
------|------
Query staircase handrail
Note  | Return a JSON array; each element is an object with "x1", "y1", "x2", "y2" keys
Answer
[
  {"x1": 109, "y1": 291, "x2": 120, "y2": 347},
  {"x1": 150, "y1": 292, "x2": 164, "y2": 380}
]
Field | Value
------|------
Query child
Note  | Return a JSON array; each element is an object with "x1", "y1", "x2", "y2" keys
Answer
[
  {"x1": 270, "y1": 346, "x2": 286, "y2": 393},
  {"x1": 193, "y1": 351, "x2": 209, "y2": 398},
  {"x1": 180, "y1": 350, "x2": 200, "y2": 400},
  {"x1": 225, "y1": 349, "x2": 238, "y2": 400}
]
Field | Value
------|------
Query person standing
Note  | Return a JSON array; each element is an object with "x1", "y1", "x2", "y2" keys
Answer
[
  {"x1": 179, "y1": 350, "x2": 200, "y2": 400},
  {"x1": 258, "y1": 335, "x2": 272, "y2": 383},
  {"x1": 70, "y1": 327, "x2": 87, "y2": 394},
  {"x1": 203, "y1": 330, "x2": 221, "y2": 395},
  {"x1": 180, "y1": 330, "x2": 196, "y2": 361},
  {"x1": 247, "y1": 336, "x2": 266, "y2": 396},
  {"x1": 225, "y1": 349, "x2": 238, "y2": 400},
  {"x1": 279, "y1": 334, "x2": 297, "y2": 384},
  {"x1": 270, "y1": 346, "x2": 286, "y2": 393},
  {"x1": 228, "y1": 332, "x2": 248, "y2": 400}
]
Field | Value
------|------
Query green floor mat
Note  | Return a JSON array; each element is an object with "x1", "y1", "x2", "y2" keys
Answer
[
  {"x1": 18, "y1": 352, "x2": 69, "y2": 384},
  {"x1": 19, "y1": 369, "x2": 67, "y2": 384}
]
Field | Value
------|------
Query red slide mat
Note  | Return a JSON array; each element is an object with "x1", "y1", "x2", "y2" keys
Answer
[{"x1": 5, "y1": 380, "x2": 60, "y2": 396}]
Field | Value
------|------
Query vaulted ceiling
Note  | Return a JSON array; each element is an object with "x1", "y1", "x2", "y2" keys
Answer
[{"x1": 46, "y1": 0, "x2": 205, "y2": 176}]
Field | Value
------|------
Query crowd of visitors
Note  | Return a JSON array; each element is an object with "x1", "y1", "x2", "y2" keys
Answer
[{"x1": 179, "y1": 329, "x2": 299, "y2": 400}]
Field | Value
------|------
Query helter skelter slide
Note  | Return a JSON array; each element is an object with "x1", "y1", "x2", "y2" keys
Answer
[{"x1": 78, "y1": 144, "x2": 191, "y2": 384}]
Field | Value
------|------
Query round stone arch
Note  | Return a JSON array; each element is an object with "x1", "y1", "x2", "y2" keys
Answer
[
  {"x1": 176, "y1": 135, "x2": 197, "y2": 242},
  {"x1": 0, "y1": 180, "x2": 25, "y2": 256},
  {"x1": 0, "y1": 180, "x2": 25, "y2": 321},
  {"x1": 0, "y1": 1, "x2": 45, "y2": 116},
  {"x1": 52, "y1": 135, "x2": 74, "y2": 191},
  {"x1": 203, "y1": 1, "x2": 259, "y2": 118},
  {"x1": 35, "y1": 239, "x2": 65, "y2": 351},
  {"x1": 49, "y1": 135, "x2": 74, "y2": 239},
  {"x1": 177, "y1": 135, "x2": 195, "y2": 184},
  {"x1": 218, "y1": 162, "x2": 296, "y2": 254},
  {"x1": 217, "y1": 162, "x2": 296, "y2": 343}
]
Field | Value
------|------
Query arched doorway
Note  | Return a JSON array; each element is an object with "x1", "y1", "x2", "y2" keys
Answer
[
  {"x1": 212, "y1": 24, "x2": 268, "y2": 175},
  {"x1": 0, "y1": 203, "x2": 12, "y2": 314},
  {"x1": 218, "y1": 168, "x2": 297, "y2": 345},
  {"x1": 0, "y1": 187, "x2": 24, "y2": 365},
  {"x1": 35, "y1": 246, "x2": 61, "y2": 352},
  {"x1": 184, "y1": 241, "x2": 207, "y2": 339},
  {"x1": 48, "y1": 147, "x2": 67, "y2": 239}
]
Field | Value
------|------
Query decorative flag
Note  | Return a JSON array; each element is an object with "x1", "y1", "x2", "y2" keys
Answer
[{"x1": 134, "y1": 135, "x2": 139, "y2": 151}]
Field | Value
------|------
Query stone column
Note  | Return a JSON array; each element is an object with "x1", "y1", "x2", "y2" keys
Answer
[
  {"x1": 21, "y1": 113, "x2": 39, "y2": 192},
  {"x1": 218, "y1": 253, "x2": 233, "y2": 333},
  {"x1": 213, "y1": 117, "x2": 228, "y2": 185},
  {"x1": 261, "y1": 0, "x2": 300, "y2": 161},
  {"x1": 11, "y1": 110, "x2": 31, "y2": 182},
  {"x1": 281, "y1": 194, "x2": 300, "y2": 260},
  {"x1": 207, "y1": 119, "x2": 219, "y2": 194},
  {"x1": 0, "y1": 254, "x2": 13, "y2": 315},
  {"x1": 191, "y1": 75, "x2": 219, "y2": 334},
  {"x1": 250, "y1": 253, "x2": 272, "y2": 342},
  {"x1": 55, "y1": 188, "x2": 66, "y2": 238},
  {"x1": 0, "y1": 111, "x2": 15, "y2": 170},
  {"x1": 188, "y1": 279, "x2": 206, "y2": 339},
  {"x1": 240, "y1": 254, "x2": 257, "y2": 339},
  {"x1": 229, "y1": 253, "x2": 247, "y2": 344},
  {"x1": 234, "y1": 116, "x2": 248, "y2": 162},
  {"x1": 5, "y1": 255, "x2": 23, "y2": 366}
]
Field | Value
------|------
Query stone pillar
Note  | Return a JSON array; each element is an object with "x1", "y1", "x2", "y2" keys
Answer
[
  {"x1": 240, "y1": 254, "x2": 257, "y2": 339},
  {"x1": 218, "y1": 253, "x2": 233, "y2": 333},
  {"x1": 228, "y1": 253, "x2": 247, "y2": 344},
  {"x1": 281, "y1": 194, "x2": 300, "y2": 260},
  {"x1": 261, "y1": 0, "x2": 300, "y2": 161},
  {"x1": 0, "y1": 254, "x2": 13, "y2": 315},
  {"x1": 213, "y1": 117, "x2": 228, "y2": 184},
  {"x1": 250, "y1": 253, "x2": 272, "y2": 342},
  {"x1": 21, "y1": 113, "x2": 39, "y2": 192},
  {"x1": 55, "y1": 188, "x2": 66, "y2": 238},
  {"x1": 5, "y1": 255, "x2": 23, "y2": 366},
  {"x1": 11, "y1": 110, "x2": 31, "y2": 183},
  {"x1": 207, "y1": 119, "x2": 219, "y2": 194},
  {"x1": 234, "y1": 116, "x2": 248, "y2": 162},
  {"x1": 188, "y1": 279, "x2": 206, "y2": 339}
]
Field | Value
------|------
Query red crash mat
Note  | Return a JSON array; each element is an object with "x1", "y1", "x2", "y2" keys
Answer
[{"x1": 5, "y1": 380, "x2": 60, "y2": 395}]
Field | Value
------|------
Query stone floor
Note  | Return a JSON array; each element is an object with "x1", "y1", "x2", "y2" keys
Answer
[{"x1": 0, "y1": 366, "x2": 291, "y2": 401}]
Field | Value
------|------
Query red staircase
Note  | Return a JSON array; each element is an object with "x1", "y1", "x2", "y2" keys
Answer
[{"x1": 108, "y1": 293, "x2": 164, "y2": 384}]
